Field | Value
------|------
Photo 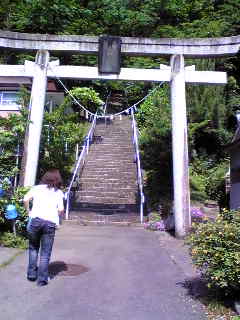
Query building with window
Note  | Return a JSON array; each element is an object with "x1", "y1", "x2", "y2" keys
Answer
[{"x1": 0, "y1": 77, "x2": 64, "y2": 117}]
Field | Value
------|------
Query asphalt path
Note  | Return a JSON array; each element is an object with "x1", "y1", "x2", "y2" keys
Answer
[{"x1": 0, "y1": 224, "x2": 206, "y2": 320}]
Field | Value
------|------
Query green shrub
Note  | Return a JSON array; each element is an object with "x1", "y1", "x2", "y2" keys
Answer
[
  {"x1": 0, "y1": 232, "x2": 27, "y2": 249},
  {"x1": 189, "y1": 168, "x2": 208, "y2": 201},
  {"x1": 189, "y1": 158, "x2": 229, "y2": 206},
  {"x1": 187, "y1": 209, "x2": 240, "y2": 294},
  {"x1": 11, "y1": 187, "x2": 29, "y2": 235},
  {"x1": 205, "y1": 161, "x2": 229, "y2": 204},
  {"x1": 0, "y1": 186, "x2": 29, "y2": 237}
]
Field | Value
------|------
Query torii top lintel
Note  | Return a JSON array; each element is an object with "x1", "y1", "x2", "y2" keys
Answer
[{"x1": 0, "y1": 30, "x2": 240, "y2": 58}]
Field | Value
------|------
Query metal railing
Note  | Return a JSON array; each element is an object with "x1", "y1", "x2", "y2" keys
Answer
[
  {"x1": 131, "y1": 111, "x2": 145, "y2": 224},
  {"x1": 65, "y1": 114, "x2": 97, "y2": 219}
]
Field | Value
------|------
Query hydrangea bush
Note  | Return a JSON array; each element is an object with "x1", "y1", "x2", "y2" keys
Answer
[
  {"x1": 187, "y1": 209, "x2": 240, "y2": 294},
  {"x1": 145, "y1": 207, "x2": 205, "y2": 231},
  {"x1": 144, "y1": 220, "x2": 166, "y2": 231},
  {"x1": 0, "y1": 186, "x2": 29, "y2": 246},
  {"x1": 191, "y1": 207, "x2": 205, "y2": 223}
]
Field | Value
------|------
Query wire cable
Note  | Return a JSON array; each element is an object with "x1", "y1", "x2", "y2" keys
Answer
[{"x1": 48, "y1": 63, "x2": 164, "y2": 119}]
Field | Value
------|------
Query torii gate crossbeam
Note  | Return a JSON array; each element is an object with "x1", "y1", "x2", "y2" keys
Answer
[{"x1": 0, "y1": 30, "x2": 240, "y2": 57}]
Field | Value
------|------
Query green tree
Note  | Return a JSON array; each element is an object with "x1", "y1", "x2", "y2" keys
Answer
[
  {"x1": 38, "y1": 87, "x2": 103, "y2": 181},
  {"x1": 136, "y1": 85, "x2": 172, "y2": 206}
]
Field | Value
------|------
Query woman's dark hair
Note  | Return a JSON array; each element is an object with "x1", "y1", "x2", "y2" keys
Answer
[{"x1": 40, "y1": 169, "x2": 62, "y2": 190}]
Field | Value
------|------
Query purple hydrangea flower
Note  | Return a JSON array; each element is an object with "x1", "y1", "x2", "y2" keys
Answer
[{"x1": 191, "y1": 207, "x2": 204, "y2": 218}]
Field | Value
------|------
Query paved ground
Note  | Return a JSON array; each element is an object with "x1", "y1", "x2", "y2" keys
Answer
[{"x1": 0, "y1": 223, "x2": 207, "y2": 320}]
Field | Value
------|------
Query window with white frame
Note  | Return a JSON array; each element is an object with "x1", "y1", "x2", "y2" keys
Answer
[{"x1": 0, "y1": 92, "x2": 20, "y2": 111}]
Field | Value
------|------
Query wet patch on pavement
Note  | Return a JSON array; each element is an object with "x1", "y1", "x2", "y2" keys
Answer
[{"x1": 49, "y1": 261, "x2": 89, "y2": 278}]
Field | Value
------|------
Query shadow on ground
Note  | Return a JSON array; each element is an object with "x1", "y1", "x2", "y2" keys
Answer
[
  {"x1": 49, "y1": 261, "x2": 89, "y2": 279},
  {"x1": 178, "y1": 276, "x2": 237, "y2": 316}
]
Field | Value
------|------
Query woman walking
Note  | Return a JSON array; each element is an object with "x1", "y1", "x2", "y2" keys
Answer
[{"x1": 24, "y1": 169, "x2": 64, "y2": 286}]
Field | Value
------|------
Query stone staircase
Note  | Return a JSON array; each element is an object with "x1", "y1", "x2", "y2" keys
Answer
[{"x1": 70, "y1": 115, "x2": 143, "y2": 225}]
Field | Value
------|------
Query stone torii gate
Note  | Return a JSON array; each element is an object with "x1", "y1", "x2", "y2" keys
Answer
[{"x1": 1, "y1": 31, "x2": 239, "y2": 237}]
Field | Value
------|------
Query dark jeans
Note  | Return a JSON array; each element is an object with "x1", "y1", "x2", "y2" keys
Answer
[{"x1": 27, "y1": 217, "x2": 56, "y2": 283}]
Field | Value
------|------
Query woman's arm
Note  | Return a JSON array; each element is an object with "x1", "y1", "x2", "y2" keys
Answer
[
  {"x1": 24, "y1": 199, "x2": 30, "y2": 214},
  {"x1": 23, "y1": 190, "x2": 33, "y2": 215},
  {"x1": 57, "y1": 191, "x2": 64, "y2": 216}
]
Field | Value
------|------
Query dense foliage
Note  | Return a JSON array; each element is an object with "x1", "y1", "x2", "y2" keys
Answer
[
  {"x1": 0, "y1": 88, "x2": 29, "y2": 183},
  {"x1": 0, "y1": 185, "x2": 29, "y2": 248},
  {"x1": 187, "y1": 209, "x2": 240, "y2": 294},
  {"x1": 1, "y1": 0, "x2": 240, "y2": 38},
  {"x1": 0, "y1": 87, "x2": 101, "y2": 245},
  {"x1": 136, "y1": 85, "x2": 172, "y2": 206},
  {"x1": 38, "y1": 87, "x2": 102, "y2": 181}
]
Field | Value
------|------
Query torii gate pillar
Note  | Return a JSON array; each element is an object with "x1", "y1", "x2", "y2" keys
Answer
[
  {"x1": 23, "y1": 50, "x2": 49, "y2": 187},
  {"x1": 170, "y1": 55, "x2": 191, "y2": 238}
]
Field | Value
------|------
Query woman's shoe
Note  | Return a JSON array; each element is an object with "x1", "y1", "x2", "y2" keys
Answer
[
  {"x1": 27, "y1": 276, "x2": 37, "y2": 282},
  {"x1": 37, "y1": 281, "x2": 48, "y2": 287}
]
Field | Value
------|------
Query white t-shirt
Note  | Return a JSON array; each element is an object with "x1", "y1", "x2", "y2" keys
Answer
[{"x1": 24, "y1": 184, "x2": 64, "y2": 225}]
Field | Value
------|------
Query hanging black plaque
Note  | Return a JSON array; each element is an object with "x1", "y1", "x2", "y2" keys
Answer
[{"x1": 98, "y1": 36, "x2": 121, "y2": 74}]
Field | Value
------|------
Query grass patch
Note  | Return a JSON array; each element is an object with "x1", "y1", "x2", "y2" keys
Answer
[
  {"x1": 0, "y1": 250, "x2": 24, "y2": 269},
  {"x1": 204, "y1": 298, "x2": 237, "y2": 319},
  {"x1": 184, "y1": 277, "x2": 238, "y2": 319}
]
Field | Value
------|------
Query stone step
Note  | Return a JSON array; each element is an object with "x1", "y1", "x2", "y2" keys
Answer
[
  {"x1": 86, "y1": 160, "x2": 135, "y2": 165},
  {"x1": 67, "y1": 211, "x2": 144, "y2": 225},
  {"x1": 86, "y1": 156, "x2": 135, "y2": 161},
  {"x1": 88, "y1": 151, "x2": 134, "y2": 155},
  {"x1": 85, "y1": 162, "x2": 136, "y2": 168},
  {"x1": 75, "y1": 195, "x2": 137, "y2": 204},
  {"x1": 83, "y1": 166, "x2": 136, "y2": 171},
  {"x1": 82, "y1": 170, "x2": 136, "y2": 175},
  {"x1": 87, "y1": 152, "x2": 134, "y2": 156},
  {"x1": 82, "y1": 172, "x2": 136, "y2": 177},
  {"x1": 86, "y1": 157, "x2": 134, "y2": 162},
  {"x1": 96, "y1": 135, "x2": 132, "y2": 139},
  {"x1": 73, "y1": 203, "x2": 137, "y2": 211},
  {"x1": 70, "y1": 210, "x2": 140, "y2": 219},
  {"x1": 81, "y1": 170, "x2": 137, "y2": 175},
  {"x1": 79, "y1": 177, "x2": 137, "y2": 183},
  {"x1": 93, "y1": 136, "x2": 132, "y2": 140},
  {"x1": 95, "y1": 124, "x2": 131, "y2": 128},
  {"x1": 70, "y1": 205, "x2": 139, "y2": 216},
  {"x1": 80, "y1": 175, "x2": 137, "y2": 181},
  {"x1": 90, "y1": 140, "x2": 133, "y2": 145},
  {"x1": 89, "y1": 149, "x2": 133, "y2": 153},
  {"x1": 76, "y1": 190, "x2": 136, "y2": 197},
  {"x1": 78, "y1": 183, "x2": 137, "y2": 190},
  {"x1": 92, "y1": 144, "x2": 133, "y2": 149},
  {"x1": 78, "y1": 184, "x2": 137, "y2": 191},
  {"x1": 95, "y1": 131, "x2": 132, "y2": 136},
  {"x1": 79, "y1": 181, "x2": 136, "y2": 187},
  {"x1": 88, "y1": 150, "x2": 134, "y2": 154},
  {"x1": 85, "y1": 164, "x2": 135, "y2": 169},
  {"x1": 95, "y1": 133, "x2": 131, "y2": 137},
  {"x1": 89, "y1": 144, "x2": 133, "y2": 148},
  {"x1": 87, "y1": 154, "x2": 134, "y2": 161},
  {"x1": 90, "y1": 145, "x2": 134, "y2": 151},
  {"x1": 81, "y1": 172, "x2": 137, "y2": 178},
  {"x1": 98, "y1": 138, "x2": 132, "y2": 142},
  {"x1": 82, "y1": 167, "x2": 136, "y2": 173}
]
